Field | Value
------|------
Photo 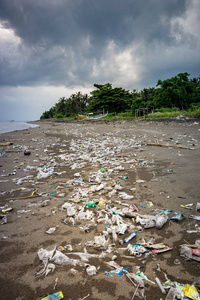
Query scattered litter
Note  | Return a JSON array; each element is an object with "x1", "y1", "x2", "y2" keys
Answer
[
  {"x1": 171, "y1": 212, "x2": 185, "y2": 221},
  {"x1": 41, "y1": 200, "x2": 50, "y2": 207},
  {"x1": 24, "y1": 149, "x2": 31, "y2": 156},
  {"x1": 86, "y1": 265, "x2": 97, "y2": 276},
  {"x1": 40, "y1": 291, "x2": 64, "y2": 300},
  {"x1": 35, "y1": 246, "x2": 79, "y2": 276},
  {"x1": 46, "y1": 227, "x2": 57, "y2": 234},
  {"x1": 181, "y1": 203, "x2": 194, "y2": 210},
  {"x1": 3, "y1": 122, "x2": 199, "y2": 299},
  {"x1": 174, "y1": 259, "x2": 181, "y2": 265},
  {"x1": 196, "y1": 202, "x2": 200, "y2": 211},
  {"x1": 124, "y1": 232, "x2": 137, "y2": 243},
  {"x1": 2, "y1": 207, "x2": 12, "y2": 213},
  {"x1": 152, "y1": 246, "x2": 172, "y2": 254},
  {"x1": 189, "y1": 215, "x2": 200, "y2": 221},
  {"x1": 0, "y1": 214, "x2": 7, "y2": 224},
  {"x1": 155, "y1": 277, "x2": 166, "y2": 294},
  {"x1": 85, "y1": 200, "x2": 96, "y2": 208}
]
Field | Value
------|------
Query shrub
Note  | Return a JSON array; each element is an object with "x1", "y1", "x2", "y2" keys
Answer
[
  {"x1": 190, "y1": 103, "x2": 200, "y2": 110},
  {"x1": 155, "y1": 108, "x2": 171, "y2": 113},
  {"x1": 172, "y1": 107, "x2": 180, "y2": 112},
  {"x1": 56, "y1": 114, "x2": 64, "y2": 119}
]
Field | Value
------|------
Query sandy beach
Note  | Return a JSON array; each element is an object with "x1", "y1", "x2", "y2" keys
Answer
[{"x1": 0, "y1": 118, "x2": 200, "y2": 300}]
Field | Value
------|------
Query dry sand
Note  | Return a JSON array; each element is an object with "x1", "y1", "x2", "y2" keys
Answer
[{"x1": 0, "y1": 118, "x2": 200, "y2": 300}]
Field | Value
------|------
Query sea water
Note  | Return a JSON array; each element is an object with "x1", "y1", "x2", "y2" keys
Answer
[{"x1": 0, "y1": 121, "x2": 39, "y2": 134}]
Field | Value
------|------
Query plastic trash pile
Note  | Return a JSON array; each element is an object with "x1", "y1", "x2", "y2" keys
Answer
[{"x1": 1, "y1": 124, "x2": 200, "y2": 299}]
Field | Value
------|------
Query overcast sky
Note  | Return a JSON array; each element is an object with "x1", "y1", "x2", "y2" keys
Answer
[{"x1": 0, "y1": 0, "x2": 200, "y2": 121}]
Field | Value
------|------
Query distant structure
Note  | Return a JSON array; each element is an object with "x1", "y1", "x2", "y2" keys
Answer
[{"x1": 135, "y1": 108, "x2": 148, "y2": 118}]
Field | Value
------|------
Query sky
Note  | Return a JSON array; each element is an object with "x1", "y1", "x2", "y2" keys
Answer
[{"x1": 0, "y1": 0, "x2": 200, "y2": 121}]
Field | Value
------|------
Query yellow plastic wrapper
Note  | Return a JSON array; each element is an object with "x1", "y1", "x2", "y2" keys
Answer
[{"x1": 183, "y1": 284, "x2": 200, "y2": 300}]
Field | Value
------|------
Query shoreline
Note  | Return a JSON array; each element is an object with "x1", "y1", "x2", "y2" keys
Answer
[{"x1": 0, "y1": 119, "x2": 200, "y2": 299}]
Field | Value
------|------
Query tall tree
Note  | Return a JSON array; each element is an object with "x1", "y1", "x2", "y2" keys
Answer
[
  {"x1": 88, "y1": 83, "x2": 132, "y2": 113},
  {"x1": 55, "y1": 97, "x2": 67, "y2": 115},
  {"x1": 154, "y1": 73, "x2": 196, "y2": 110}
]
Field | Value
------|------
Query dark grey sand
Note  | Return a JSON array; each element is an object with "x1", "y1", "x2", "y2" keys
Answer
[{"x1": 0, "y1": 118, "x2": 200, "y2": 300}]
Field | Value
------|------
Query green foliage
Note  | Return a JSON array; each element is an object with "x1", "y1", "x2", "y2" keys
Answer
[
  {"x1": 52, "y1": 92, "x2": 90, "y2": 117},
  {"x1": 56, "y1": 113, "x2": 64, "y2": 119},
  {"x1": 40, "y1": 106, "x2": 56, "y2": 119},
  {"x1": 88, "y1": 83, "x2": 132, "y2": 113},
  {"x1": 131, "y1": 87, "x2": 155, "y2": 111},
  {"x1": 40, "y1": 72, "x2": 200, "y2": 120},
  {"x1": 190, "y1": 102, "x2": 200, "y2": 110},
  {"x1": 189, "y1": 108, "x2": 200, "y2": 118},
  {"x1": 154, "y1": 73, "x2": 196, "y2": 110}
]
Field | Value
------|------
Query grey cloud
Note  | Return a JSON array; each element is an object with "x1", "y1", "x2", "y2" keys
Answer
[
  {"x1": 0, "y1": 0, "x2": 199, "y2": 89},
  {"x1": 0, "y1": 0, "x2": 188, "y2": 47}
]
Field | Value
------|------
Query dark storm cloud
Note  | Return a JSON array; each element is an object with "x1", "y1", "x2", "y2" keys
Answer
[
  {"x1": 0, "y1": 0, "x2": 199, "y2": 88},
  {"x1": 0, "y1": 0, "x2": 188, "y2": 46}
]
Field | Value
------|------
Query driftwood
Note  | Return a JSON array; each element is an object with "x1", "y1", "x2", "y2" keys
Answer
[
  {"x1": 145, "y1": 142, "x2": 195, "y2": 150},
  {"x1": 145, "y1": 243, "x2": 167, "y2": 249},
  {"x1": 0, "y1": 142, "x2": 13, "y2": 146},
  {"x1": 124, "y1": 212, "x2": 152, "y2": 219},
  {"x1": 179, "y1": 244, "x2": 200, "y2": 249}
]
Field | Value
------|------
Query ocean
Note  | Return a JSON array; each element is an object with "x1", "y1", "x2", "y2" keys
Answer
[{"x1": 0, "y1": 121, "x2": 39, "y2": 134}]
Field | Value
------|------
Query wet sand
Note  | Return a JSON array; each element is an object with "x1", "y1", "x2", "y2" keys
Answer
[{"x1": 0, "y1": 118, "x2": 200, "y2": 300}]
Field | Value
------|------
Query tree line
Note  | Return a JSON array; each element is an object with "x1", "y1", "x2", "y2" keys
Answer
[{"x1": 40, "y1": 72, "x2": 200, "y2": 119}]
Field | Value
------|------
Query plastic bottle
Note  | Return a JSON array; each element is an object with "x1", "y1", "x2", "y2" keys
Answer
[
  {"x1": 124, "y1": 232, "x2": 137, "y2": 243},
  {"x1": 155, "y1": 277, "x2": 166, "y2": 294}
]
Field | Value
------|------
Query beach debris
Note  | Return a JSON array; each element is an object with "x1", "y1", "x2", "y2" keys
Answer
[
  {"x1": 152, "y1": 246, "x2": 172, "y2": 254},
  {"x1": 0, "y1": 214, "x2": 7, "y2": 224},
  {"x1": 41, "y1": 200, "x2": 50, "y2": 207},
  {"x1": 170, "y1": 212, "x2": 185, "y2": 221},
  {"x1": 135, "y1": 271, "x2": 155, "y2": 285},
  {"x1": 189, "y1": 215, "x2": 200, "y2": 221},
  {"x1": 182, "y1": 284, "x2": 200, "y2": 299},
  {"x1": 124, "y1": 232, "x2": 137, "y2": 243},
  {"x1": 35, "y1": 246, "x2": 79, "y2": 276},
  {"x1": 53, "y1": 277, "x2": 58, "y2": 290},
  {"x1": 37, "y1": 167, "x2": 54, "y2": 179},
  {"x1": 196, "y1": 202, "x2": 200, "y2": 211},
  {"x1": 67, "y1": 207, "x2": 76, "y2": 217},
  {"x1": 127, "y1": 243, "x2": 147, "y2": 256},
  {"x1": 2, "y1": 121, "x2": 200, "y2": 299},
  {"x1": 92, "y1": 235, "x2": 109, "y2": 250},
  {"x1": 181, "y1": 203, "x2": 194, "y2": 210},
  {"x1": 66, "y1": 247, "x2": 100, "y2": 262},
  {"x1": 45, "y1": 227, "x2": 57, "y2": 234},
  {"x1": 40, "y1": 291, "x2": 64, "y2": 300},
  {"x1": 174, "y1": 259, "x2": 181, "y2": 265},
  {"x1": 86, "y1": 265, "x2": 97, "y2": 276},
  {"x1": 2, "y1": 207, "x2": 13, "y2": 213},
  {"x1": 145, "y1": 142, "x2": 195, "y2": 150},
  {"x1": 0, "y1": 141, "x2": 14, "y2": 146},
  {"x1": 180, "y1": 246, "x2": 200, "y2": 262},
  {"x1": 79, "y1": 294, "x2": 90, "y2": 300},
  {"x1": 85, "y1": 200, "x2": 96, "y2": 208},
  {"x1": 156, "y1": 212, "x2": 168, "y2": 228},
  {"x1": 24, "y1": 149, "x2": 31, "y2": 156},
  {"x1": 155, "y1": 277, "x2": 166, "y2": 294}
]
